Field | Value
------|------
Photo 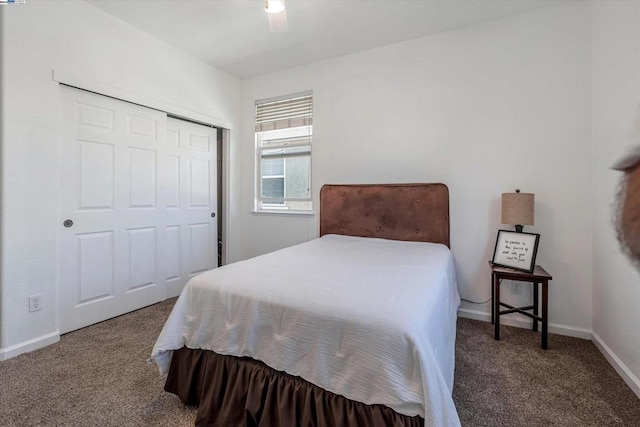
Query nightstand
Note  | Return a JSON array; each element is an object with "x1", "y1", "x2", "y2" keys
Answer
[{"x1": 491, "y1": 264, "x2": 553, "y2": 349}]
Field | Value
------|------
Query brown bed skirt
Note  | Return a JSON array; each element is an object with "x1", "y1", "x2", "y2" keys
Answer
[{"x1": 165, "y1": 347, "x2": 425, "y2": 427}]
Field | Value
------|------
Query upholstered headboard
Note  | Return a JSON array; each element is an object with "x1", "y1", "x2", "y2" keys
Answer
[{"x1": 319, "y1": 183, "x2": 450, "y2": 247}]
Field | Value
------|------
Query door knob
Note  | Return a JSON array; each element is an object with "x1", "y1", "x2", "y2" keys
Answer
[
  {"x1": 210, "y1": 212, "x2": 216, "y2": 218},
  {"x1": 63, "y1": 219, "x2": 74, "y2": 228}
]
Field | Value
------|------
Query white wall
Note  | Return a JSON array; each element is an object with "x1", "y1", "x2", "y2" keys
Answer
[
  {"x1": 591, "y1": 1, "x2": 640, "y2": 396},
  {"x1": 0, "y1": 0, "x2": 241, "y2": 356},
  {"x1": 239, "y1": 2, "x2": 593, "y2": 336}
]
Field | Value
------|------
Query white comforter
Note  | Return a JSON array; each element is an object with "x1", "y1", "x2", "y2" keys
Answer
[{"x1": 152, "y1": 234, "x2": 461, "y2": 426}]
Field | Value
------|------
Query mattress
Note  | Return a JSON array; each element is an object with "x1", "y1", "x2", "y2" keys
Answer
[{"x1": 151, "y1": 234, "x2": 461, "y2": 426}]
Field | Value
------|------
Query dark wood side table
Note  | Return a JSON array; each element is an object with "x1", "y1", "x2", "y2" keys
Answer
[{"x1": 491, "y1": 264, "x2": 553, "y2": 349}]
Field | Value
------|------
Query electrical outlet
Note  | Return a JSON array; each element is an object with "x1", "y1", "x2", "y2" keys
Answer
[
  {"x1": 511, "y1": 282, "x2": 522, "y2": 295},
  {"x1": 28, "y1": 294, "x2": 42, "y2": 312}
]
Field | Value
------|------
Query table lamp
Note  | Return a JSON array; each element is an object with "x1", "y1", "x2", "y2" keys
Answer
[{"x1": 501, "y1": 189, "x2": 534, "y2": 233}]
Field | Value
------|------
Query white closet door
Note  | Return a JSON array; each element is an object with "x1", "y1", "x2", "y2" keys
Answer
[
  {"x1": 58, "y1": 87, "x2": 217, "y2": 333},
  {"x1": 164, "y1": 117, "x2": 218, "y2": 298}
]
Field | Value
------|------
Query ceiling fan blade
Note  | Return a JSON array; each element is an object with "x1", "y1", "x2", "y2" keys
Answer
[{"x1": 268, "y1": 9, "x2": 288, "y2": 32}]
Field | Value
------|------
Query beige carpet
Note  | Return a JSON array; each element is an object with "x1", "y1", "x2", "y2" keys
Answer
[
  {"x1": 0, "y1": 298, "x2": 638, "y2": 426},
  {"x1": 454, "y1": 317, "x2": 640, "y2": 426},
  {"x1": 0, "y1": 299, "x2": 195, "y2": 427}
]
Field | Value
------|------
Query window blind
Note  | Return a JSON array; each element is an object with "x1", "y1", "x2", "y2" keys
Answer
[{"x1": 255, "y1": 92, "x2": 313, "y2": 132}]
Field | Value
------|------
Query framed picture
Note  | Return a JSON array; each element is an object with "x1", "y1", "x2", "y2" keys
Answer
[{"x1": 491, "y1": 230, "x2": 540, "y2": 273}]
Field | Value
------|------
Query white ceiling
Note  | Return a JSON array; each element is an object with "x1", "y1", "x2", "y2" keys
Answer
[{"x1": 85, "y1": 0, "x2": 563, "y2": 79}]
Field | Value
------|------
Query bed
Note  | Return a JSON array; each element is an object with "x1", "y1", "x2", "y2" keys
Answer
[{"x1": 151, "y1": 183, "x2": 461, "y2": 426}]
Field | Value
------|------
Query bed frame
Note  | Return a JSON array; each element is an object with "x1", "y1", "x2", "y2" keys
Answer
[{"x1": 164, "y1": 183, "x2": 451, "y2": 426}]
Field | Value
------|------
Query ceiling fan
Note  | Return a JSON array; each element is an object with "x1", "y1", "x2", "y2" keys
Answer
[{"x1": 265, "y1": 0, "x2": 288, "y2": 32}]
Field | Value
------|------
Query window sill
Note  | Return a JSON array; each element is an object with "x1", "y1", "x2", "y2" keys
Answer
[{"x1": 252, "y1": 210, "x2": 316, "y2": 217}]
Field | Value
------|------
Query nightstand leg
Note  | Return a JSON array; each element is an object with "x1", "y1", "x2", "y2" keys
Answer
[
  {"x1": 533, "y1": 281, "x2": 539, "y2": 332},
  {"x1": 494, "y1": 274, "x2": 500, "y2": 341},
  {"x1": 491, "y1": 273, "x2": 495, "y2": 324},
  {"x1": 542, "y1": 281, "x2": 548, "y2": 350}
]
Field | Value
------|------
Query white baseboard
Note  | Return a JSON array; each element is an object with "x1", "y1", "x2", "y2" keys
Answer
[
  {"x1": 457, "y1": 307, "x2": 490, "y2": 322},
  {"x1": 0, "y1": 331, "x2": 60, "y2": 361},
  {"x1": 592, "y1": 332, "x2": 640, "y2": 399},
  {"x1": 457, "y1": 308, "x2": 592, "y2": 340}
]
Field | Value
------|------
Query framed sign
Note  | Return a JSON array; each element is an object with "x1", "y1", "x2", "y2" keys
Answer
[{"x1": 491, "y1": 230, "x2": 540, "y2": 273}]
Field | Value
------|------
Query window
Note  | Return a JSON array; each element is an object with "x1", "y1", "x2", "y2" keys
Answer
[{"x1": 255, "y1": 91, "x2": 312, "y2": 212}]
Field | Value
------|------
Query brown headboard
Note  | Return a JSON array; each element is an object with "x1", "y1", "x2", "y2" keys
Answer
[{"x1": 319, "y1": 183, "x2": 450, "y2": 247}]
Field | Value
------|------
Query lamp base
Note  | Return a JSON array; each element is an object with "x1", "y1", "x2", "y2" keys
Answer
[{"x1": 514, "y1": 225, "x2": 524, "y2": 233}]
